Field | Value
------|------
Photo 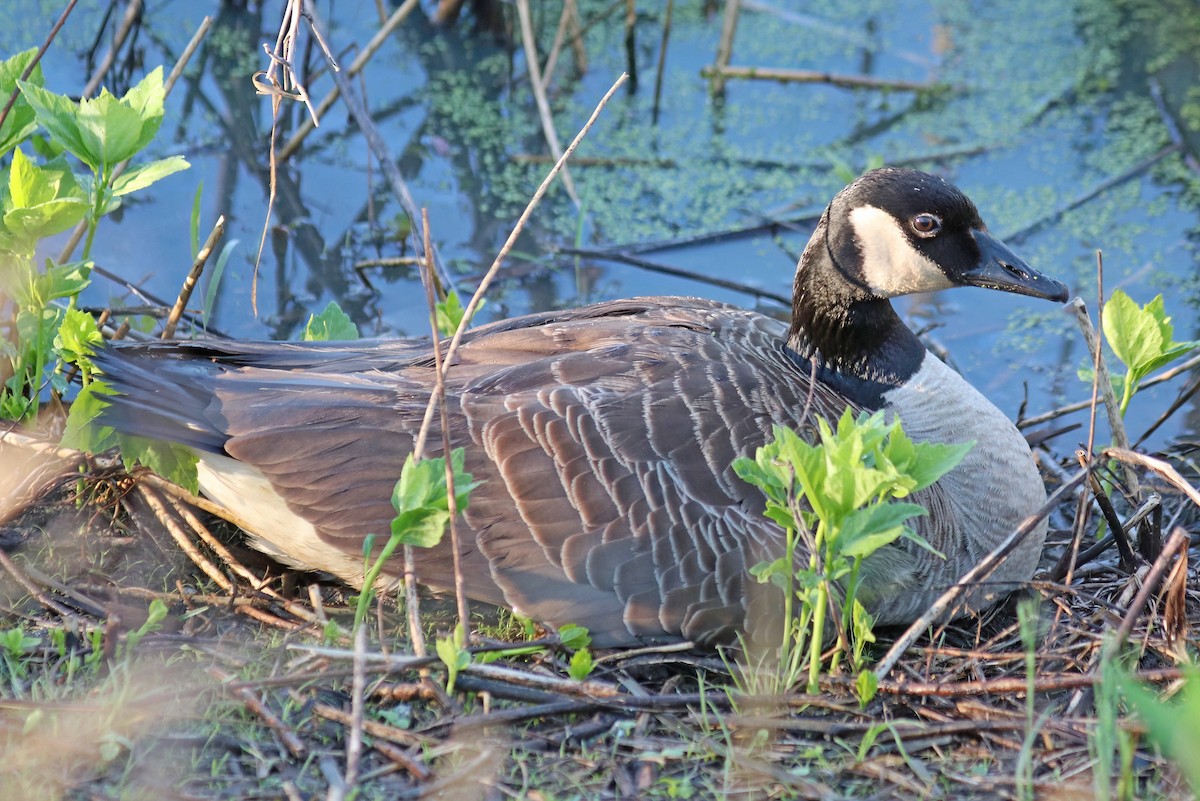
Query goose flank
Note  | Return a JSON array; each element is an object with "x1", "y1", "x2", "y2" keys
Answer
[{"x1": 92, "y1": 168, "x2": 1069, "y2": 647}]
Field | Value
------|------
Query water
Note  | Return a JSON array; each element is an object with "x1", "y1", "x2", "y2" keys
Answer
[{"x1": 5, "y1": 0, "x2": 1199, "y2": 445}]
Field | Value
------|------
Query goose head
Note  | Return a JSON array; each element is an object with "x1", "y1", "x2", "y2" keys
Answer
[{"x1": 788, "y1": 167, "x2": 1068, "y2": 388}]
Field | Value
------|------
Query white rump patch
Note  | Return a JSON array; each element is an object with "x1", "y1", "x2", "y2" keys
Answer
[
  {"x1": 197, "y1": 453, "x2": 371, "y2": 586},
  {"x1": 850, "y1": 205, "x2": 954, "y2": 297}
]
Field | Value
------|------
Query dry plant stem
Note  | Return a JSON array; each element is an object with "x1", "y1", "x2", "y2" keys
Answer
[
  {"x1": 1080, "y1": 453, "x2": 1138, "y2": 570},
  {"x1": 516, "y1": 0, "x2": 580, "y2": 205},
  {"x1": 541, "y1": 1, "x2": 575, "y2": 86},
  {"x1": 136, "y1": 484, "x2": 234, "y2": 593},
  {"x1": 370, "y1": 740, "x2": 432, "y2": 781},
  {"x1": 210, "y1": 666, "x2": 308, "y2": 758},
  {"x1": 567, "y1": 0, "x2": 589, "y2": 72},
  {"x1": 314, "y1": 702, "x2": 433, "y2": 747},
  {"x1": 56, "y1": 15, "x2": 212, "y2": 265},
  {"x1": 344, "y1": 626, "x2": 367, "y2": 792},
  {"x1": 1101, "y1": 526, "x2": 1189, "y2": 662},
  {"x1": 557, "y1": 246, "x2": 790, "y2": 303},
  {"x1": 712, "y1": 0, "x2": 741, "y2": 95},
  {"x1": 702, "y1": 64, "x2": 942, "y2": 93},
  {"x1": 0, "y1": 0, "x2": 77, "y2": 128},
  {"x1": 1067, "y1": 296, "x2": 1140, "y2": 493},
  {"x1": 81, "y1": 0, "x2": 143, "y2": 99},
  {"x1": 0, "y1": 548, "x2": 85, "y2": 623},
  {"x1": 414, "y1": 209, "x2": 471, "y2": 633},
  {"x1": 278, "y1": 0, "x2": 421, "y2": 162},
  {"x1": 1020, "y1": 349, "x2": 1200, "y2": 428},
  {"x1": 1105, "y1": 447, "x2": 1200, "y2": 508},
  {"x1": 874, "y1": 465, "x2": 1091, "y2": 680},
  {"x1": 168, "y1": 493, "x2": 321, "y2": 624},
  {"x1": 651, "y1": 0, "x2": 675, "y2": 124},
  {"x1": 304, "y1": 4, "x2": 450, "y2": 290},
  {"x1": 872, "y1": 666, "x2": 1185, "y2": 697},
  {"x1": 162, "y1": 214, "x2": 225, "y2": 339},
  {"x1": 412, "y1": 72, "x2": 629, "y2": 455}
]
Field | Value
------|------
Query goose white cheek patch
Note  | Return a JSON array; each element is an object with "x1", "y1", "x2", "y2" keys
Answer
[{"x1": 850, "y1": 205, "x2": 955, "y2": 297}]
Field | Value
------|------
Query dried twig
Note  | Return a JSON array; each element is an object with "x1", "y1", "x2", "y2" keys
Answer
[
  {"x1": 0, "y1": 0, "x2": 78, "y2": 130},
  {"x1": 162, "y1": 215, "x2": 225, "y2": 339},
  {"x1": 702, "y1": 64, "x2": 945, "y2": 93},
  {"x1": 516, "y1": 0, "x2": 580, "y2": 205},
  {"x1": 711, "y1": 0, "x2": 741, "y2": 95},
  {"x1": 81, "y1": 0, "x2": 143, "y2": 99}
]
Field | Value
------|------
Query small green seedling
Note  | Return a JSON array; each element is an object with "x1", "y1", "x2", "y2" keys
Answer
[
  {"x1": 1082, "y1": 290, "x2": 1200, "y2": 416},
  {"x1": 436, "y1": 623, "x2": 470, "y2": 693},
  {"x1": 434, "y1": 289, "x2": 482, "y2": 338},
  {"x1": 734, "y1": 409, "x2": 971, "y2": 698},
  {"x1": 303, "y1": 300, "x2": 360, "y2": 341},
  {"x1": 354, "y1": 448, "x2": 478, "y2": 632}
]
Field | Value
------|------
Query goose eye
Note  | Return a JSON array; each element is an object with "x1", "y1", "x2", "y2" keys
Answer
[{"x1": 911, "y1": 214, "x2": 941, "y2": 236}]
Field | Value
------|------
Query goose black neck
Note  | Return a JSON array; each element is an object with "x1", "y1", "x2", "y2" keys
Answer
[{"x1": 785, "y1": 210, "x2": 926, "y2": 406}]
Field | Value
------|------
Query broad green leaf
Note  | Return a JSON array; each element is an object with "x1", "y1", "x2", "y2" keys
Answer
[
  {"x1": 389, "y1": 450, "x2": 478, "y2": 548},
  {"x1": 60, "y1": 381, "x2": 118, "y2": 453},
  {"x1": 120, "y1": 434, "x2": 200, "y2": 495},
  {"x1": 303, "y1": 300, "x2": 359, "y2": 341},
  {"x1": 32, "y1": 261, "x2": 91, "y2": 305},
  {"x1": 906, "y1": 440, "x2": 974, "y2": 492},
  {"x1": 835, "y1": 502, "x2": 926, "y2": 558},
  {"x1": 77, "y1": 90, "x2": 147, "y2": 167},
  {"x1": 1, "y1": 151, "x2": 88, "y2": 250},
  {"x1": 1104, "y1": 291, "x2": 1200, "y2": 378},
  {"x1": 18, "y1": 81, "x2": 90, "y2": 168},
  {"x1": 855, "y1": 669, "x2": 878, "y2": 705},
  {"x1": 0, "y1": 49, "x2": 42, "y2": 157},
  {"x1": 557, "y1": 623, "x2": 591, "y2": 650},
  {"x1": 111, "y1": 155, "x2": 190, "y2": 196},
  {"x1": 119, "y1": 66, "x2": 165, "y2": 152}
]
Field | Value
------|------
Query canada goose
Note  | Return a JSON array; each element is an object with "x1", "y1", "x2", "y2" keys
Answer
[{"x1": 93, "y1": 168, "x2": 1068, "y2": 647}]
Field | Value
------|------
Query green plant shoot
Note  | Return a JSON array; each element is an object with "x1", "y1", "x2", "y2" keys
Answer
[
  {"x1": 303, "y1": 300, "x2": 360, "y2": 341},
  {"x1": 353, "y1": 448, "x2": 478, "y2": 631},
  {"x1": 1084, "y1": 290, "x2": 1200, "y2": 416},
  {"x1": 733, "y1": 408, "x2": 971, "y2": 696}
]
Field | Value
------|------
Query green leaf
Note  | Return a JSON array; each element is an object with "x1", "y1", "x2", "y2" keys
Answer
[
  {"x1": 389, "y1": 450, "x2": 479, "y2": 548},
  {"x1": 436, "y1": 624, "x2": 470, "y2": 693},
  {"x1": 111, "y1": 155, "x2": 190, "y2": 196},
  {"x1": 119, "y1": 66, "x2": 166, "y2": 152},
  {"x1": 1118, "y1": 666, "x2": 1200, "y2": 795},
  {"x1": 1, "y1": 151, "x2": 88, "y2": 250},
  {"x1": 557, "y1": 623, "x2": 591, "y2": 650},
  {"x1": 855, "y1": 669, "x2": 878, "y2": 705},
  {"x1": 906, "y1": 440, "x2": 974, "y2": 493},
  {"x1": 1104, "y1": 291, "x2": 1200, "y2": 380},
  {"x1": 303, "y1": 300, "x2": 359, "y2": 341},
  {"x1": 119, "y1": 434, "x2": 200, "y2": 495},
  {"x1": 434, "y1": 290, "x2": 482, "y2": 338},
  {"x1": 836, "y1": 502, "x2": 927, "y2": 558},
  {"x1": 54, "y1": 307, "x2": 103, "y2": 374},
  {"x1": 0, "y1": 49, "x2": 43, "y2": 157},
  {"x1": 567, "y1": 647, "x2": 594, "y2": 681},
  {"x1": 77, "y1": 90, "x2": 148, "y2": 167},
  {"x1": 60, "y1": 381, "x2": 118, "y2": 453},
  {"x1": 17, "y1": 81, "x2": 91, "y2": 168}
]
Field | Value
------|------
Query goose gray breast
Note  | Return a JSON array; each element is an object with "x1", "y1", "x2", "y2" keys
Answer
[{"x1": 92, "y1": 167, "x2": 1068, "y2": 647}]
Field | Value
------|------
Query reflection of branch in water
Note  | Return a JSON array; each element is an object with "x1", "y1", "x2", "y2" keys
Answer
[{"x1": 554, "y1": 247, "x2": 789, "y2": 306}]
